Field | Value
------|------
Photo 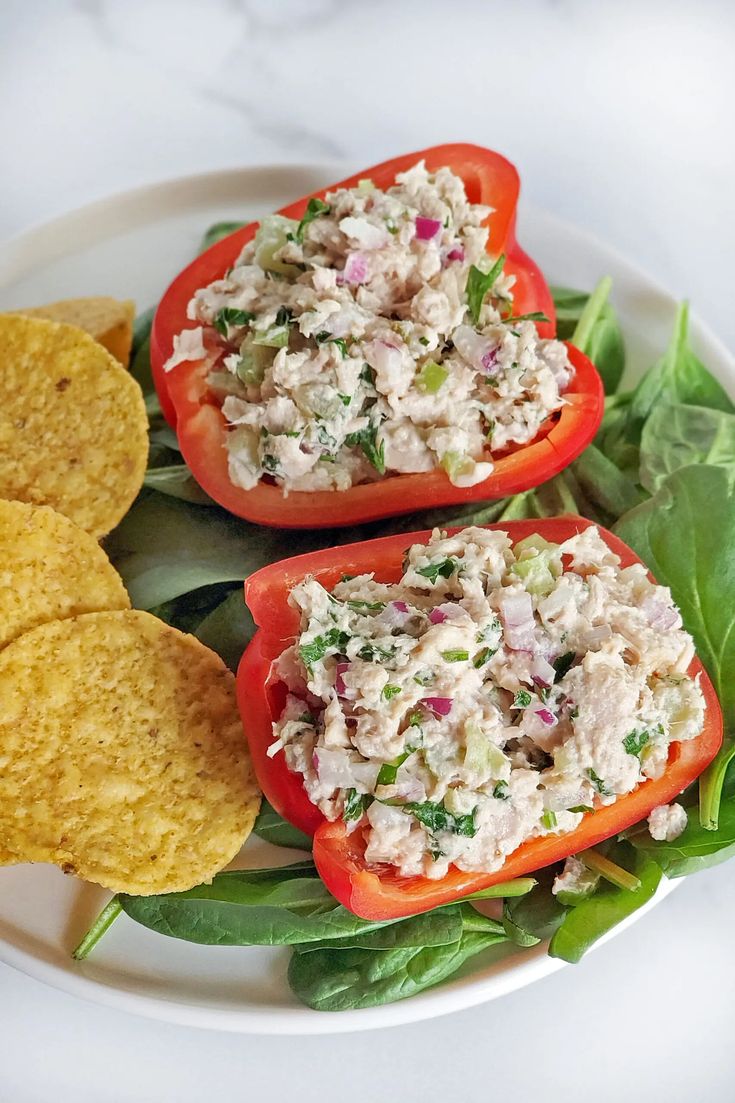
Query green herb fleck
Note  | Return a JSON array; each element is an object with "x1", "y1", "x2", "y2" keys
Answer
[
  {"x1": 466, "y1": 254, "x2": 506, "y2": 325},
  {"x1": 382, "y1": 684, "x2": 402, "y2": 701},
  {"x1": 295, "y1": 197, "x2": 330, "y2": 243},
  {"x1": 493, "y1": 781, "x2": 510, "y2": 801},
  {"x1": 513, "y1": 690, "x2": 532, "y2": 709},
  {"x1": 416, "y1": 557, "x2": 459, "y2": 583},
  {"x1": 623, "y1": 729, "x2": 650, "y2": 757},
  {"x1": 344, "y1": 788, "x2": 370, "y2": 821},
  {"x1": 214, "y1": 307, "x2": 255, "y2": 336},
  {"x1": 586, "y1": 768, "x2": 612, "y2": 796}
]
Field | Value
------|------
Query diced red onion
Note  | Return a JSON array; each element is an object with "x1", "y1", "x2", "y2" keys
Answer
[
  {"x1": 641, "y1": 594, "x2": 680, "y2": 631},
  {"x1": 531, "y1": 655, "x2": 556, "y2": 689},
  {"x1": 583, "y1": 625, "x2": 613, "y2": 647},
  {"x1": 481, "y1": 348, "x2": 499, "y2": 373},
  {"x1": 420, "y1": 696, "x2": 453, "y2": 717},
  {"x1": 378, "y1": 601, "x2": 411, "y2": 629},
  {"x1": 335, "y1": 661, "x2": 350, "y2": 696},
  {"x1": 364, "y1": 339, "x2": 403, "y2": 378},
  {"x1": 429, "y1": 607, "x2": 447, "y2": 625},
  {"x1": 341, "y1": 251, "x2": 369, "y2": 285},
  {"x1": 535, "y1": 707, "x2": 557, "y2": 727},
  {"x1": 500, "y1": 591, "x2": 536, "y2": 651},
  {"x1": 415, "y1": 216, "x2": 442, "y2": 241},
  {"x1": 445, "y1": 245, "x2": 465, "y2": 263},
  {"x1": 452, "y1": 325, "x2": 498, "y2": 373}
]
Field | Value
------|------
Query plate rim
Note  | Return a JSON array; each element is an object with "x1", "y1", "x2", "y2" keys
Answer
[{"x1": 0, "y1": 162, "x2": 729, "y2": 1035}]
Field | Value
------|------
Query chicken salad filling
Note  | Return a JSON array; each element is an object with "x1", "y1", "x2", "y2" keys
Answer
[
  {"x1": 270, "y1": 526, "x2": 704, "y2": 879},
  {"x1": 164, "y1": 163, "x2": 573, "y2": 494}
]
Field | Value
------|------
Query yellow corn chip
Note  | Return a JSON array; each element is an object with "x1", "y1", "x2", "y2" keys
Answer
[
  {"x1": 0, "y1": 315, "x2": 148, "y2": 537},
  {"x1": 0, "y1": 610, "x2": 260, "y2": 895}
]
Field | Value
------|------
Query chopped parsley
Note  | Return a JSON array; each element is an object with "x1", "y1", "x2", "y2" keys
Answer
[
  {"x1": 343, "y1": 788, "x2": 371, "y2": 821},
  {"x1": 376, "y1": 746, "x2": 414, "y2": 786},
  {"x1": 623, "y1": 729, "x2": 650, "y2": 757},
  {"x1": 315, "y1": 331, "x2": 349, "y2": 358},
  {"x1": 493, "y1": 781, "x2": 510, "y2": 801},
  {"x1": 413, "y1": 670, "x2": 434, "y2": 687},
  {"x1": 568, "y1": 804, "x2": 593, "y2": 814},
  {"x1": 381, "y1": 684, "x2": 402, "y2": 701},
  {"x1": 213, "y1": 307, "x2": 255, "y2": 336},
  {"x1": 472, "y1": 646, "x2": 496, "y2": 668},
  {"x1": 416, "y1": 557, "x2": 459, "y2": 583},
  {"x1": 586, "y1": 768, "x2": 612, "y2": 796},
  {"x1": 441, "y1": 649, "x2": 469, "y2": 663},
  {"x1": 404, "y1": 800, "x2": 478, "y2": 838},
  {"x1": 465, "y1": 253, "x2": 506, "y2": 325},
  {"x1": 501, "y1": 311, "x2": 550, "y2": 325},
  {"x1": 346, "y1": 599, "x2": 386, "y2": 612},
  {"x1": 357, "y1": 642, "x2": 396, "y2": 662},
  {"x1": 345, "y1": 420, "x2": 385, "y2": 474},
  {"x1": 299, "y1": 627, "x2": 350, "y2": 670},
  {"x1": 552, "y1": 651, "x2": 576, "y2": 681},
  {"x1": 512, "y1": 690, "x2": 533, "y2": 709},
  {"x1": 295, "y1": 197, "x2": 330, "y2": 243}
]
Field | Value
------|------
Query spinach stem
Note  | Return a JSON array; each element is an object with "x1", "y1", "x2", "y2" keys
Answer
[
  {"x1": 698, "y1": 740, "x2": 735, "y2": 830},
  {"x1": 571, "y1": 276, "x2": 612, "y2": 354},
  {"x1": 579, "y1": 848, "x2": 641, "y2": 892},
  {"x1": 72, "y1": 896, "x2": 122, "y2": 960}
]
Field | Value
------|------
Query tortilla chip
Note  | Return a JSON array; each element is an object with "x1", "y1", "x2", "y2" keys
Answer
[
  {"x1": 0, "y1": 610, "x2": 260, "y2": 895},
  {"x1": 14, "y1": 297, "x2": 135, "y2": 365},
  {"x1": 0, "y1": 499, "x2": 129, "y2": 650},
  {"x1": 0, "y1": 315, "x2": 148, "y2": 538}
]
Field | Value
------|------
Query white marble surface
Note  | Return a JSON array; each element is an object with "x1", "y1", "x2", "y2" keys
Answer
[{"x1": 1, "y1": 1, "x2": 734, "y2": 1099}]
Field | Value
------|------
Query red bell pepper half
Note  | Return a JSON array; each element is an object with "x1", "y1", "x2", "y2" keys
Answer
[
  {"x1": 150, "y1": 144, "x2": 604, "y2": 529},
  {"x1": 237, "y1": 517, "x2": 723, "y2": 920}
]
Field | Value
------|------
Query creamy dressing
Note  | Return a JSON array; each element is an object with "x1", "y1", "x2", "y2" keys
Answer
[
  {"x1": 165, "y1": 163, "x2": 573, "y2": 494},
  {"x1": 270, "y1": 526, "x2": 704, "y2": 879}
]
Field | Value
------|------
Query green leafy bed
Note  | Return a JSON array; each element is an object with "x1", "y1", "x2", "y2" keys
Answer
[{"x1": 77, "y1": 223, "x2": 735, "y2": 1012}]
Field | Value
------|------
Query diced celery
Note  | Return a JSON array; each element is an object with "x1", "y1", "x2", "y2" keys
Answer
[
  {"x1": 253, "y1": 214, "x2": 301, "y2": 276},
  {"x1": 236, "y1": 340, "x2": 275, "y2": 385},
  {"x1": 464, "y1": 720, "x2": 508, "y2": 778},
  {"x1": 416, "y1": 360, "x2": 449, "y2": 394},
  {"x1": 441, "y1": 451, "x2": 475, "y2": 481},
  {"x1": 253, "y1": 324, "x2": 290, "y2": 349},
  {"x1": 510, "y1": 536, "x2": 561, "y2": 596}
]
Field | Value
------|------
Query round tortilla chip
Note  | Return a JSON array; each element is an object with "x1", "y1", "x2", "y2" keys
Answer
[
  {"x1": 0, "y1": 499, "x2": 130, "y2": 650},
  {"x1": 0, "y1": 610, "x2": 260, "y2": 895},
  {"x1": 0, "y1": 315, "x2": 148, "y2": 537},
  {"x1": 10, "y1": 297, "x2": 135, "y2": 365}
]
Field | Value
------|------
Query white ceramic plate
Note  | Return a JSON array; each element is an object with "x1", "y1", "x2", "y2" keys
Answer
[{"x1": 0, "y1": 165, "x2": 732, "y2": 1036}]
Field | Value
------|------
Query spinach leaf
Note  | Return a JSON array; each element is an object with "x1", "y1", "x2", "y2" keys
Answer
[
  {"x1": 252, "y1": 800, "x2": 313, "y2": 851},
  {"x1": 294, "y1": 908, "x2": 465, "y2": 953},
  {"x1": 627, "y1": 303, "x2": 734, "y2": 441},
  {"x1": 614, "y1": 463, "x2": 735, "y2": 827},
  {"x1": 129, "y1": 309, "x2": 155, "y2": 397},
  {"x1": 630, "y1": 795, "x2": 735, "y2": 877},
  {"x1": 104, "y1": 491, "x2": 295, "y2": 609},
  {"x1": 142, "y1": 464, "x2": 215, "y2": 506},
  {"x1": 639, "y1": 403, "x2": 735, "y2": 493},
  {"x1": 571, "y1": 444, "x2": 643, "y2": 522},
  {"x1": 194, "y1": 588, "x2": 255, "y2": 671},
  {"x1": 119, "y1": 863, "x2": 397, "y2": 946},
  {"x1": 199, "y1": 220, "x2": 247, "y2": 253},
  {"x1": 548, "y1": 842, "x2": 661, "y2": 963},
  {"x1": 551, "y1": 281, "x2": 625, "y2": 394},
  {"x1": 288, "y1": 905, "x2": 506, "y2": 1010},
  {"x1": 503, "y1": 868, "x2": 567, "y2": 947},
  {"x1": 614, "y1": 462, "x2": 735, "y2": 699}
]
